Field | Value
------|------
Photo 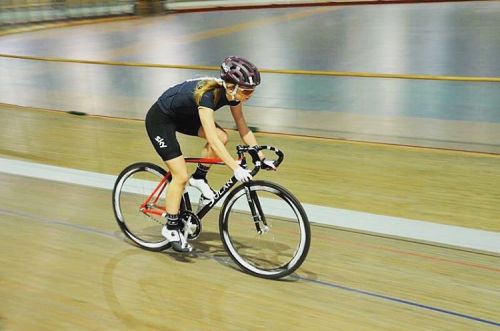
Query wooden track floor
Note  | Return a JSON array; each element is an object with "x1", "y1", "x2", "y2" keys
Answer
[
  {"x1": 1, "y1": 104, "x2": 499, "y2": 231},
  {"x1": 1, "y1": 104, "x2": 500, "y2": 330},
  {"x1": 2, "y1": 4, "x2": 500, "y2": 329},
  {"x1": 1, "y1": 172, "x2": 499, "y2": 330}
]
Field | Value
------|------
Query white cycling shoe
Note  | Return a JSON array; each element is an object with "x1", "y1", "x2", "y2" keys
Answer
[
  {"x1": 161, "y1": 225, "x2": 192, "y2": 253},
  {"x1": 188, "y1": 177, "x2": 216, "y2": 200}
]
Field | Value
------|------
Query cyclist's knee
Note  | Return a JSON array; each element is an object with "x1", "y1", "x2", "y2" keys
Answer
[
  {"x1": 217, "y1": 129, "x2": 228, "y2": 145},
  {"x1": 172, "y1": 172, "x2": 189, "y2": 185},
  {"x1": 168, "y1": 165, "x2": 189, "y2": 185}
]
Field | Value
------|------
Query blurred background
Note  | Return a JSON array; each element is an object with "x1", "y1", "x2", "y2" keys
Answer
[
  {"x1": 1, "y1": 0, "x2": 500, "y2": 152},
  {"x1": 1, "y1": 1, "x2": 499, "y2": 330}
]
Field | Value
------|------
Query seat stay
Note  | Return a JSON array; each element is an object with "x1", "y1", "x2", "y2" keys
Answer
[{"x1": 140, "y1": 175, "x2": 169, "y2": 210}]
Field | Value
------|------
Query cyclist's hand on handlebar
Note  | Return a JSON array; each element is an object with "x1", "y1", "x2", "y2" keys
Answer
[
  {"x1": 261, "y1": 158, "x2": 277, "y2": 171},
  {"x1": 234, "y1": 166, "x2": 253, "y2": 183}
]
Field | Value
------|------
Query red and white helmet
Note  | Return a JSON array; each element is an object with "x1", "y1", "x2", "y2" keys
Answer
[{"x1": 220, "y1": 56, "x2": 261, "y2": 88}]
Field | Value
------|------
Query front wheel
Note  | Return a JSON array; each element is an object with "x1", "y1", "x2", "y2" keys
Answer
[{"x1": 219, "y1": 181, "x2": 311, "y2": 279}]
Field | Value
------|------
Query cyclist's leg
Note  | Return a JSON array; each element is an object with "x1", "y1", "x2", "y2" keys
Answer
[
  {"x1": 164, "y1": 156, "x2": 188, "y2": 215},
  {"x1": 145, "y1": 103, "x2": 182, "y2": 164},
  {"x1": 188, "y1": 123, "x2": 228, "y2": 199},
  {"x1": 162, "y1": 156, "x2": 192, "y2": 252},
  {"x1": 145, "y1": 104, "x2": 191, "y2": 252},
  {"x1": 198, "y1": 123, "x2": 229, "y2": 158}
]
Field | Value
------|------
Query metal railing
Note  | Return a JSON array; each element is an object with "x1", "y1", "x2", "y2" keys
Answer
[{"x1": 0, "y1": 1, "x2": 136, "y2": 30}]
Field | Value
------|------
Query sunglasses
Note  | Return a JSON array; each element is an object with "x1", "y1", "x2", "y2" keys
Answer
[{"x1": 238, "y1": 88, "x2": 255, "y2": 96}]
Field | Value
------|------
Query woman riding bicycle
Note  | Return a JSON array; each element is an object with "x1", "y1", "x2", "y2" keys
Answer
[{"x1": 145, "y1": 56, "x2": 275, "y2": 252}]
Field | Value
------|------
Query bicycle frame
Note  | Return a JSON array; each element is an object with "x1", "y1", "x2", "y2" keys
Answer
[
  {"x1": 113, "y1": 145, "x2": 309, "y2": 278},
  {"x1": 139, "y1": 155, "x2": 244, "y2": 221},
  {"x1": 187, "y1": 158, "x2": 240, "y2": 219},
  {"x1": 139, "y1": 145, "x2": 283, "y2": 223}
]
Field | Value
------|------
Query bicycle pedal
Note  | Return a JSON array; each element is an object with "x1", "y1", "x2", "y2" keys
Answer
[{"x1": 171, "y1": 241, "x2": 193, "y2": 253}]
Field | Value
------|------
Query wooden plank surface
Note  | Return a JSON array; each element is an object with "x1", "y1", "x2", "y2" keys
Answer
[
  {"x1": 0, "y1": 173, "x2": 499, "y2": 330},
  {"x1": 1, "y1": 104, "x2": 499, "y2": 231}
]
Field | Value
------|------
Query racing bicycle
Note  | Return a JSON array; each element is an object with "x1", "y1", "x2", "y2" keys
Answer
[{"x1": 112, "y1": 145, "x2": 310, "y2": 279}]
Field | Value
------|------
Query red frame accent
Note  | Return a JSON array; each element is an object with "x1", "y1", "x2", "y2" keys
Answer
[
  {"x1": 184, "y1": 157, "x2": 244, "y2": 165},
  {"x1": 184, "y1": 157, "x2": 225, "y2": 164},
  {"x1": 146, "y1": 208, "x2": 167, "y2": 216},
  {"x1": 140, "y1": 156, "x2": 243, "y2": 217},
  {"x1": 140, "y1": 174, "x2": 170, "y2": 211}
]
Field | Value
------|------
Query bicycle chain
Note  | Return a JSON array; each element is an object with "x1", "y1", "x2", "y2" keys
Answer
[
  {"x1": 141, "y1": 207, "x2": 199, "y2": 238},
  {"x1": 142, "y1": 205, "x2": 166, "y2": 225}
]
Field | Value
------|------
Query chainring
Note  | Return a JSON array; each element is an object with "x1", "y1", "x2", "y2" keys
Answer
[{"x1": 180, "y1": 210, "x2": 202, "y2": 240}]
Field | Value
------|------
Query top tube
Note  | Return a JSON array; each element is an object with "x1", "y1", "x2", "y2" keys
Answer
[
  {"x1": 184, "y1": 145, "x2": 284, "y2": 170},
  {"x1": 184, "y1": 157, "x2": 225, "y2": 165}
]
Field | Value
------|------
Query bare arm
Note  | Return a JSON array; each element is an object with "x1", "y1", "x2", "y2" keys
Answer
[
  {"x1": 199, "y1": 106, "x2": 240, "y2": 170},
  {"x1": 230, "y1": 103, "x2": 264, "y2": 159}
]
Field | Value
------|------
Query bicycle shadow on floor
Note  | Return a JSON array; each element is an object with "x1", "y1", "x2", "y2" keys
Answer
[{"x1": 117, "y1": 230, "x2": 313, "y2": 281}]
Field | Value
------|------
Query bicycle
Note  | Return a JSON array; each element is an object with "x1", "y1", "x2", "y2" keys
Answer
[{"x1": 112, "y1": 145, "x2": 311, "y2": 279}]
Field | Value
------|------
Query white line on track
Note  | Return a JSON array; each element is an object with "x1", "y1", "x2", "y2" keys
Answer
[{"x1": 1, "y1": 157, "x2": 499, "y2": 254}]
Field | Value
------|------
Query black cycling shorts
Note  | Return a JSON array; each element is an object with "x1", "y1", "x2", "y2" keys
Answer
[
  {"x1": 145, "y1": 103, "x2": 183, "y2": 161},
  {"x1": 145, "y1": 102, "x2": 226, "y2": 161}
]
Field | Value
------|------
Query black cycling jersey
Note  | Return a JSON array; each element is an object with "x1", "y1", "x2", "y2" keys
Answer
[
  {"x1": 146, "y1": 78, "x2": 240, "y2": 160},
  {"x1": 157, "y1": 78, "x2": 240, "y2": 120}
]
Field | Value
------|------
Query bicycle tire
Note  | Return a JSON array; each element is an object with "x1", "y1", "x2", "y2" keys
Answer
[
  {"x1": 112, "y1": 162, "x2": 186, "y2": 251},
  {"x1": 219, "y1": 180, "x2": 310, "y2": 279}
]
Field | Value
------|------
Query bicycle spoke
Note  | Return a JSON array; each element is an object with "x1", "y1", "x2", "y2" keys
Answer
[
  {"x1": 113, "y1": 163, "x2": 173, "y2": 251},
  {"x1": 220, "y1": 181, "x2": 310, "y2": 279}
]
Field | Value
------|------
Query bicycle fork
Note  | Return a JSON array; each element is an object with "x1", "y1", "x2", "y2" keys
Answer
[{"x1": 244, "y1": 185, "x2": 269, "y2": 234}]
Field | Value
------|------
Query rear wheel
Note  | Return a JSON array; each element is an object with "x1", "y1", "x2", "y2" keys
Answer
[
  {"x1": 112, "y1": 162, "x2": 186, "y2": 251},
  {"x1": 219, "y1": 181, "x2": 310, "y2": 279}
]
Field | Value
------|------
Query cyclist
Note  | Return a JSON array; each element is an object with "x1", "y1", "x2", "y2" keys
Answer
[{"x1": 145, "y1": 56, "x2": 276, "y2": 252}]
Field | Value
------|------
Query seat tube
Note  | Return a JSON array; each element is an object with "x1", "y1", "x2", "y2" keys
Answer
[{"x1": 183, "y1": 191, "x2": 192, "y2": 211}]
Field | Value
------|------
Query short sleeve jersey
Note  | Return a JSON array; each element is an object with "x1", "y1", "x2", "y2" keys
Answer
[{"x1": 157, "y1": 79, "x2": 240, "y2": 122}]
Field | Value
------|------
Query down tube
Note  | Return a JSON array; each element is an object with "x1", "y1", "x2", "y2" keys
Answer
[{"x1": 196, "y1": 177, "x2": 239, "y2": 219}]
